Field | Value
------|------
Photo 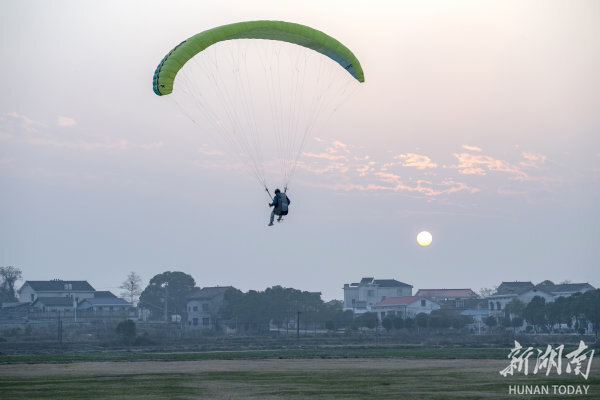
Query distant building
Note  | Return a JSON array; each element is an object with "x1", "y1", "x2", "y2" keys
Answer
[
  {"x1": 486, "y1": 280, "x2": 595, "y2": 316},
  {"x1": 186, "y1": 286, "x2": 233, "y2": 330},
  {"x1": 372, "y1": 296, "x2": 440, "y2": 320},
  {"x1": 31, "y1": 297, "x2": 75, "y2": 313},
  {"x1": 78, "y1": 297, "x2": 132, "y2": 316},
  {"x1": 534, "y1": 281, "x2": 595, "y2": 297},
  {"x1": 343, "y1": 277, "x2": 413, "y2": 313},
  {"x1": 18, "y1": 280, "x2": 96, "y2": 304},
  {"x1": 415, "y1": 288, "x2": 479, "y2": 309}
]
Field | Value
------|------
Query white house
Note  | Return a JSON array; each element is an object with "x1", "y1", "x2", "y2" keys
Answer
[
  {"x1": 78, "y1": 297, "x2": 133, "y2": 316},
  {"x1": 18, "y1": 280, "x2": 96, "y2": 304},
  {"x1": 343, "y1": 277, "x2": 413, "y2": 313},
  {"x1": 415, "y1": 288, "x2": 480, "y2": 309},
  {"x1": 372, "y1": 296, "x2": 440, "y2": 321},
  {"x1": 487, "y1": 280, "x2": 595, "y2": 317},
  {"x1": 30, "y1": 297, "x2": 75, "y2": 313}
]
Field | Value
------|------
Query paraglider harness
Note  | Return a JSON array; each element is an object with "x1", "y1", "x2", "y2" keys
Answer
[{"x1": 267, "y1": 187, "x2": 289, "y2": 218}]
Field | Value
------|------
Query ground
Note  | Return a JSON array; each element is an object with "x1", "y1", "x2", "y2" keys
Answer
[{"x1": 1, "y1": 357, "x2": 598, "y2": 399}]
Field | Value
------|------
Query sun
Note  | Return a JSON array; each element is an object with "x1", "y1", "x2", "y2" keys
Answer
[{"x1": 417, "y1": 231, "x2": 433, "y2": 247}]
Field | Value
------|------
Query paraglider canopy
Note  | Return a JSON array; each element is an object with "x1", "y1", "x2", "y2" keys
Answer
[{"x1": 153, "y1": 20, "x2": 364, "y2": 96}]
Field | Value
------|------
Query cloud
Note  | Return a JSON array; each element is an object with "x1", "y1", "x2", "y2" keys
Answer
[
  {"x1": 197, "y1": 145, "x2": 224, "y2": 156},
  {"x1": 1, "y1": 111, "x2": 45, "y2": 133},
  {"x1": 450, "y1": 152, "x2": 527, "y2": 179},
  {"x1": 303, "y1": 152, "x2": 347, "y2": 161},
  {"x1": 395, "y1": 153, "x2": 438, "y2": 169},
  {"x1": 519, "y1": 152, "x2": 547, "y2": 168},
  {"x1": 462, "y1": 144, "x2": 482, "y2": 152},
  {"x1": 141, "y1": 141, "x2": 165, "y2": 150},
  {"x1": 27, "y1": 136, "x2": 129, "y2": 150},
  {"x1": 57, "y1": 116, "x2": 77, "y2": 127}
]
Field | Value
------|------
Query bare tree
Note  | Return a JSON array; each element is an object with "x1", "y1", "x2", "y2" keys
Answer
[
  {"x1": 0, "y1": 266, "x2": 23, "y2": 301},
  {"x1": 478, "y1": 286, "x2": 497, "y2": 298},
  {"x1": 120, "y1": 271, "x2": 143, "y2": 306}
]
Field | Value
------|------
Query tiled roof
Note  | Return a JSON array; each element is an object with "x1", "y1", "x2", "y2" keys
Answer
[
  {"x1": 373, "y1": 279, "x2": 413, "y2": 288},
  {"x1": 80, "y1": 298, "x2": 131, "y2": 306},
  {"x1": 496, "y1": 281, "x2": 534, "y2": 295},
  {"x1": 374, "y1": 296, "x2": 422, "y2": 306},
  {"x1": 416, "y1": 289, "x2": 479, "y2": 298},
  {"x1": 94, "y1": 291, "x2": 117, "y2": 298},
  {"x1": 549, "y1": 283, "x2": 594, "y2": 293},
  {"x1": 33, "y1": 297, "x2": 74, "y2": 307},
  {"x1": 20, "y1": 280, "x2": 95, "y2": 293}
]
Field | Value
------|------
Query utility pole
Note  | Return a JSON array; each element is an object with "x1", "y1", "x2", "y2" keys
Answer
[
  {"x1": 296, "y1": 311, "x2": 301, "y2": 341},
  {"x1": 163, "y1": 283, "x2": 169, "y2": 322},
  {"x1": 57, "y1": 311, "x2": 63, "y2": 344}
]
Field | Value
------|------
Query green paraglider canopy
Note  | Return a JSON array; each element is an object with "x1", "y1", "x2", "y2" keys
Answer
[{"x1": 153, "y1": 20, "x2": 364, "y2": 96}]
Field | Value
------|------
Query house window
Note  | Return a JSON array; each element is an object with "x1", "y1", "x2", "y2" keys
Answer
[
  {"x1": 193, "y1": 318, "x2": 198, "y2": 326},
  {"x1": 490, "y1": 302, "x2": 495, "y2": 310},
  {"x1": 64, "y1": 283, "x2": 72, "y2": 290},
  {"x1": 192, "y1": 306, "x2": 198, "y2": 312},
  {"x1": 421, "y1": 300, "x2": 426, "y2": 307},
  {"x1": 496, "y1": 302, "x2": 501, "y2": 310},
  {"x1": 202, "y1": 303, "x2": 209, "y2": 312},
  {"x1": 203, "y1": 317, "x2": 210, "y2": 326},
  {"x1": 367, "y1": 290, "x2": 374, "y2": 297},
  {"x1": 31, "y1": 294, "x2": 35, "y2": 302}
]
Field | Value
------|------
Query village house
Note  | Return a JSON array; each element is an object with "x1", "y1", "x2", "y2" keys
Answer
[
  {"x1": 18, "y1": 280, "x2": 96, "y2": 304},
  {"x1": 15, "y1": 280, "x2": 132, "y2": 321},
  {"x1": 372, "y1": 296, "x2": 440, "y2": 321},
  {"x1": 414, "y1": 288, "x2": 480, "y2": 309},
  {"x1": 186, "y1": 286, "x2": 232, "y2": 331},
  {"x1": 31, "y1": 297, "x2": 76, "y2": 313},
  {"x1": 487, "y1": 280, "x2": 596, "y2": 317},
  {"x1": 78, "y1": 297, "x2": 133, "y2": 318},
  {"x1": 343, "y1": 277, "x2": 413, "y2": 313}
]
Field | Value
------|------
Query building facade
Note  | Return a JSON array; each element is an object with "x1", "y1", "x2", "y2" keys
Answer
[
  {"x1": 372, "y1": 296, "x2": 440, "y2": 320},
  {"x1": 186, "y1": 286, "x2": 232, "y2": 330},
  {"x1": 343, "y1": 277, "x2": 413, "y2": 313}
]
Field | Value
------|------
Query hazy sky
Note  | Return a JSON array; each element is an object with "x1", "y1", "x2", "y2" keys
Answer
[{"x1": 1, "y1": 0, "x2": 599, "y2": 301}]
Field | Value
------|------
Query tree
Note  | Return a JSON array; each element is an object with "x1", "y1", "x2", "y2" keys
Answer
[
  {"x1": 0, "y1": 266, "x2": 23, "y2": 302},
  {"x1": 355, "y1": 312, "x2": 378, "y2": 329},
  {"x1": 119, "y1": 271, "x2": 143, "y2": 306},
  {"x1": 116, "y1": 319, "x2": 136, "y2": 344},
  {"x1": 523, "y1": 296, "x2": 547, "y2": 332},
  {"x1": 382, "y1": 315, "x2": 394, "y2": 331},
  {"x1": 415, "y1": 313, "x2": 429, "y2": 330},
  {"x1": 580, "y1": 289, "x2": 600, "y2": 337},
  {"x1": 504, "y1": 298, "x2": 525, "y2": 319},
  {"x1": 138, "y1": 271, "x2": 195, "y2": 321}
]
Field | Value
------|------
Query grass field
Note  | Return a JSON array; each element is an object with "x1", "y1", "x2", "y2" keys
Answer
[{"x1": 1, "y1": 349, "x2": 598, "y2": 399}]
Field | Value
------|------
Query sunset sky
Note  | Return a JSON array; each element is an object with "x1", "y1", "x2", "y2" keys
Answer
[{"x1": 1, "y1": 0, "x2": 598, "y2": 300}]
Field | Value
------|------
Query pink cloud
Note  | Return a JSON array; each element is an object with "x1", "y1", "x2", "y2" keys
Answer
[
  {"x1": 462, "y1": 144, "x2": 482, "y2": 152},
  {"x1": 451, "y1": 153, "x2": 527, "y2": 179},
  {"x1": 395, "y1": 153, "x2": 438, "y2": 169}
]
